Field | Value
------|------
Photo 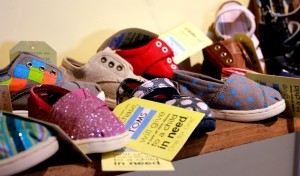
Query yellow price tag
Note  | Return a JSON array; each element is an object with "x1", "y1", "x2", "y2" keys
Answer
[
  {"x1": 102, "y1": 149, "x2": 174, "y2": 171},
  {"x1": 159, "y1": 21, "x2": 213, "y2": 64},
  {"x1": 113, "y1": 97, "x2": 204, "y2": 161}
]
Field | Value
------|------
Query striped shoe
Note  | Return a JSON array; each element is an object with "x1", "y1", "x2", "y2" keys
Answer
[{"x1": 0, "y1": 111, "x2": 59, "y2": 175}]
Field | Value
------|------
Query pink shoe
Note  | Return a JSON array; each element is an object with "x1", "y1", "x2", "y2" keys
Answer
[{"x1": 28, "y1": 84, "x2": 130, "y2": 154}]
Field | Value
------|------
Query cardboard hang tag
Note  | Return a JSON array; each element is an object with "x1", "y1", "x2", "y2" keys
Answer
[
  {"x1": 159, "y1": 21, "x2": 213, "y2": 64},
  {"x1": 101, "y1": 148, "x2": 174, "y2": 171},
  {"x1": 234, "y1": 33, "x2": 264, "y2": 74},
  {"x1": 113, "y1": 97, "x2": 204, "y2": 161},
  {"x1": 0, "y1": 85, "x2": 13, "y2": 112},
  {"x1": 246, "y1": 73, "x2": 300, "y2": 117},
  {"x1": 10, "y1": 41, "x2": 57, "y2": 65}
]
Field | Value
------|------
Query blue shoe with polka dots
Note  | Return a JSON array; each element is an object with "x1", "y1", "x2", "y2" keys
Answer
[
  {"x1": 172, "y1": 70, "x2": 286, "y2": 122},
  {"x1": 116, "y1": 77, "x2": 216, "y2": 133}
]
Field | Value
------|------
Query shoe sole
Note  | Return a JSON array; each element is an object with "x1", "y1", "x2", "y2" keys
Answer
[
  {"x1": 0, "y1": 137, "x2": 59, "y2": 176},
  {"x1": 211, "y1": 99, "x2": 286, "y2": 122},
  {"x1": 13, "y1": 110, "x2": 29, "y2": 117},
  {"x1": 74, "y1": 131, "x2": 131, "y2": 154}
]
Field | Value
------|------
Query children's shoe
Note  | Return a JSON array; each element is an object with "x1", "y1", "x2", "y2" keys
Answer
[
  {"x1": 60, "y1": 47, "x2": 147, "y2": 109},
  {"x1": 0, "y1": 52, "x2": 105, "y2": 112},
  {"x1": 213, "y1": 1, "x2": 264, "y2": 65},
  {"x1": 172, "y1": 70, "x2": 286, "y2": 122},
  {"x1": 201, "y1": 39, "x2": 263, "y2": 79},
  {"x1": 97, "y1": 28, "x2": 179, "y2": 79},
  {"x1": 0, "y1": 111, "x2": 59, "y2": 175},
  {"x1": 115, "y1": 38, "x2": 179, "y2": 79},
  {"x1": 28, "y1": 84, "x2": 130, "y2": 154},
  {"x1": 117, "y1": 78, "x2": 216, "y2": 133}
]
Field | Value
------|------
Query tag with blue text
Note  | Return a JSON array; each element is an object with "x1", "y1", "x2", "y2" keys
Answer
[{"x1": 113, "y1": 97, "x2": 204, "y2": 161}]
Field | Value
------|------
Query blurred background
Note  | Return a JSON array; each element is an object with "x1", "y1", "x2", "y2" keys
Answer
[{"x1": 0, "y1": 0, "x2": 249, "y2": 68}]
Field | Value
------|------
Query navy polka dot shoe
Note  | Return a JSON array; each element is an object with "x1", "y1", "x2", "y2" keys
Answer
[
  {"x1": 116, "y1": 77, "x2": 216, "y2": 133},
  {"x1": 172, "y1": 70, "x2": 286, "y2": 122}
]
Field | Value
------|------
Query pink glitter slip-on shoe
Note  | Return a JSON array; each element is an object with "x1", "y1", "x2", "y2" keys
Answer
[{"x1": 28, "y1": 84, "x2": 130, "y2": 154}]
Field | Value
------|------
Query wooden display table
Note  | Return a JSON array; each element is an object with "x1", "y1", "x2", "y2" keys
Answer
[{"x1": 19, "y1": 116, "x2": 300, "y2": 176}]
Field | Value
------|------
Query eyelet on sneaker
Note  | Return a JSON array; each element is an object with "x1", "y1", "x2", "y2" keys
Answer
[
  {"x1": 26, "y1": 62, "x2": 33, "y2": 68},
  {"x1": 101, "y1": 57, "x2": 107, "y2": 63},
  {"x1": 220, "y1": 52, "x2": 227, "y2": 57},
  {"x1": 116, "y1": 65, "x2": 123, "y2": 71},
  {"x1": 162, "y1": 47, "x2": 168, "y2": 53},
  {"x1": 108, "y1": 61, "x2": 115, "y2": 68},
  {"x1": 167, "y1": 57, "x2": 172, "y2": 64},
  {"x1": 39, "y1": 66, "x2": 45, "y2": 72},
  {"x1": 171, "y1": 64, "x2": 177, "y2": 69},
  {"x1": 50, "y1": 70, "x2": 57, "y2": 75},
  {"x1": 156, "y1": 41, "x2": 162, "y2": 47},
  {"x1": 226, "y1": 58, "x2": 233, "y2": 64},
  {"x1": 214, "y1": 45, "x2": 221, "y2": 50}
]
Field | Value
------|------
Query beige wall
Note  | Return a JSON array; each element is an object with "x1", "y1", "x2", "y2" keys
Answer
[{"x1": 0, "y1": 0, "x2": 249, "y2": 68}]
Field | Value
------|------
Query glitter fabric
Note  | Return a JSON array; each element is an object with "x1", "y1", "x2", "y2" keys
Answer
[
  {"x1": 29, "y1": 85, "x2": 126, "y2": 140},
  {"x1": 51, "y1": 88, "x2": 126, "y2": 140}
]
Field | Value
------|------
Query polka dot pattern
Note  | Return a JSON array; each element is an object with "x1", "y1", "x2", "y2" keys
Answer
[
  {"x1": 247, "y1": 97, "x2": 253, "y2": 102},
  {"x1": 118, "y1": 77, "x2": 215, "y2": 132},
  {"x1": 231, "y1": 90, "x2": 236, "y2": 95},
  {"x1": 166, "y1": 97, "x2": 211, "y2": 117},
  {"x1": 174, "y1": 71, "x2": 283, "y2": 111},
  {"x1": 220, "y1": 94, "x2": 224, "y2": 100},
  {"x1": 183, "y1": 86, "x2": 188, "y2": 91}
]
